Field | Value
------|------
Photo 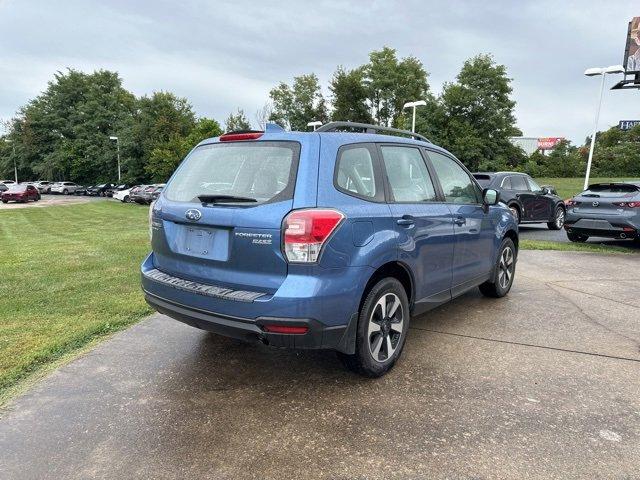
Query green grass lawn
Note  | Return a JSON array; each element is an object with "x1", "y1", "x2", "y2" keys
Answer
[
  {"x1": 537, "y1": 177, "x2": 636, "y2": 200},
  {"x1": 0, "y1": 201, "x2": 152, "y2": 403}
]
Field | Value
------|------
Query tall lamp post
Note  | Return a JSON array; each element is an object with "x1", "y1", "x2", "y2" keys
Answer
[
  {"x1": 109, "y1": 136, "x2": 121, "y2": 181},
  {"x1": 307, "y1": 121, "x2": 322, "y2": 131},
  {"x1": 583, "y1": 65, "x2": 624, "y2": 190},
  {"x1": 402, "y1": 100, "x2": 427, "y2": 133},
  {"x1": 5, "y1": 138, "x2": 17, "y2": 183}
]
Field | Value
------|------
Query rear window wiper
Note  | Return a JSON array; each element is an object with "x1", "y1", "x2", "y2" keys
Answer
[{"x1": 197, "y1": 194, "x2": 258, "y2": 204}]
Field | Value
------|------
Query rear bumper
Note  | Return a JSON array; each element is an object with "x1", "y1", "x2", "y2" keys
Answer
[
  {"x1": 564, "y1": 215, "x2": 639, "y2": 239},
  {"x1": 144, "y1": 290, "x2": 354, "y2": 352},
  {"x1": 140, "y1": 253, "x2": 369, "y2": 353}
]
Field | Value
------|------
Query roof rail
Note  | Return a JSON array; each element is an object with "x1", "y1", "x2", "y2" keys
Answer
[{"x1": 316, "y1": 121, "x2": 431, "y2": 143}]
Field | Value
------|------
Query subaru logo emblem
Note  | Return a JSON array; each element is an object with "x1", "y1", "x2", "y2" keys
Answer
[
  {"x1": 592, "y1": 201, "x2": 599, "y2": 207},
  {"x1": 185, "y1": 208, "x2": 202, "y2": 221}
]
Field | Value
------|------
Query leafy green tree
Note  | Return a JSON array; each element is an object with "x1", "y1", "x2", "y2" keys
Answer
[
  {"x1": 1, "y1": 69, "x2": 135, "y2": 183},
  {"x1": 123, "y1": 91, "x2": 196, "y2": 183},
  {"x1": 364, "y1": 47, "x2": 429, "y2": 127},
  {"x1": 224, "y1": 109, "x2": 251, "y2": 132},
  {"x1": 416, "y1": 54, "x2": 522, "y2": 171},
  {"x1": 269, "y1": 74, "x2": 328, "y2": 131},
  {"x1": 146, "y1": 118, "x2": 222, "y2": 182},
  {"x1": 329, "y1": 67, "x2": 372, "y2": 123}
]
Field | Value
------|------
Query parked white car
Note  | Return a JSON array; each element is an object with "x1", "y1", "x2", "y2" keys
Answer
[
  {"x1": 113, "y1": 187, "x2": 133, "y2": 203},
  {"x1": 34, "y1": 181, "x2": 53, "y2": 193},
  {"x1": 1, "y1": 180, "x2": 16, "y2": 185},
  {"x1": 50, "y1": 181, "x2": 81, "y2": 195}
]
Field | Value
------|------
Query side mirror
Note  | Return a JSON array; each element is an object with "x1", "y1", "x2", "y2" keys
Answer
[
  {"x1": 541, "y1": 187, "x2": 550, "y2": 195},
  {"x1": 483, "y1": 188, "x2": 500, "y2": 206}
]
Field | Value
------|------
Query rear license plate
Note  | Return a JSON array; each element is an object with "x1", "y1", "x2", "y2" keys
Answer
[{"x1": 185, "y1": 227, "x2": 214, "y2": 255}]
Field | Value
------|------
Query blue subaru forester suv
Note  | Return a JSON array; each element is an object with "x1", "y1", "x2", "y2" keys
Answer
[{"x1": 142, "y1": 122, "x2": 518, "y2": 377}]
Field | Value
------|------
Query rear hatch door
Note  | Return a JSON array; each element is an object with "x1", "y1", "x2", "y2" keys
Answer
[
  {"x1": 573, "y1": 183, "x2": 640, "y2": 215},
  {"x1": 152, "y1": 139, "x2": 308, "y2": 294}
]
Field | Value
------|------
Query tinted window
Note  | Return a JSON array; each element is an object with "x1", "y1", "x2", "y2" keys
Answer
[
  {"x1": 473, "y1": 174, "x2": 493, "y2": 188},
  {"x1": 381, "y1": 146, "x2": 436, "y2": 202},
  {"x1": 164, "y1": 142, "x2": 298, "y2": 204},
  {"x1": 501, "y1": 176, "x2": 512, "y2": 189},
  {"x1": 428, "y1": 151, "x2": 480, "y2": 204},
  {"x1": 335, "y1": 146, "x2": 377, "y2": 199},
  {"x1": 510, "y1": 175, "x2": 529, "y2": 191}
]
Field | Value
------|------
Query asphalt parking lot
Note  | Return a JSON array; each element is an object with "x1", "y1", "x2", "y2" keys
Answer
[
  {"x1": 1, "y1": 250, "x2": 639, "y2": 479},
  {"x1": 0, "y1": 193, "x2": 107, "y2": 209}
]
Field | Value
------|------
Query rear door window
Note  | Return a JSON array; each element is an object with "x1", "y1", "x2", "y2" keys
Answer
[
  {"x1": 380, "y1": 146, "x2": 437, "y2": 202},
  {"x1": 164, "y1": 141, "x2": 300, "y2": 204},
  {"x1": 501, "y1": 176, "x2": 512, "y2": 189},
  {"x1": 510, "y1": 175, "x2": 529, "y2": 191},
  {"x1": 335, "y1": 145, "x2": 379, "y2": 200}
]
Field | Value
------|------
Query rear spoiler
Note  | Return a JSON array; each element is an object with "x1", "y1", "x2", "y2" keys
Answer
[{"x1": 587, "y1": 182, "x2": 640, "y2": 190}]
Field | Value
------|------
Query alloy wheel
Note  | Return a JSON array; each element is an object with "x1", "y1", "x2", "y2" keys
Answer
[
  {"x1": 498, "y1": 246, "x2": 515, "y2": 289},
  {"x1": 555, "y1": 208, "x2": 565, "y2": 228},
  {"x1": 509, "y1": 206, "x2": 520, "y2": 223},
  {"x1": 367, "y1": 293, "x2": 404, "y2": 363}
]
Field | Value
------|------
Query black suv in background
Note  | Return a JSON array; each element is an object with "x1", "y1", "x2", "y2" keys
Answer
[
  {"x1": 87, "y1": 183, "x2": 115, "y2": 196},
  {"x1": 473, "y1": 172, "x2": 566, "y2": 230}
]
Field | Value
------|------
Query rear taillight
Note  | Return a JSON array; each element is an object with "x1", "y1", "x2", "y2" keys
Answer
[
  {"x1": 282, "y1": 208, "x2": 345, "y2": 263},
  {"x1": 219, "y1": 131, "x2": 263, "y2": 142},
  {"x1": 613, "y1": 201, "x2": 640, "y2": 208}
]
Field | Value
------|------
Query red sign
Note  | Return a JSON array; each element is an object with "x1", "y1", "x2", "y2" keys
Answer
[{"x1": 537, "y1": 137, "x2": 564, "y2": 150}]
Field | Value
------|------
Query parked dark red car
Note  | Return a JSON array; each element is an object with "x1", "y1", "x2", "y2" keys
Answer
[{"x1": 1, "y1": 184, "x2": 41, "y2": 203}]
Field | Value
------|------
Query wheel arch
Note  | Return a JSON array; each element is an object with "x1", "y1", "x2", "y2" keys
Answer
[{"x1": 360, "y1": 261, "x2": 414, "y2": 312}]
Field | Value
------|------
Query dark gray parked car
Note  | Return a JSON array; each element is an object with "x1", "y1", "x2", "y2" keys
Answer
[
  {"x1": 565, "y1": 181, "x2": 640, "y2": 243},
  {"x1": 473, "y1": 172, "x2": 566, "y2": 230}
]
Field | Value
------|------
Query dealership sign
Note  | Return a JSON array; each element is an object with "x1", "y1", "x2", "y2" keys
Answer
[
  {"x1": 619, "y1": 120, "x2": 640, "y2": 130},
  {"x1": 537, "y1": 137, "x2": 564, "y2": 150}
]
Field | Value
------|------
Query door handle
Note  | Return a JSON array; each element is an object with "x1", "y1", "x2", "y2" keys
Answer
[
  {"x1": 454, "y1": 216, "x2": 466, "y2": 226},
  {"x1": 396, "y1": 215, "x2": 415, "y2": 226}
]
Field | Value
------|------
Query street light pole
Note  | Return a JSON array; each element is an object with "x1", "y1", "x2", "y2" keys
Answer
[
  {"x1": 13, "y1": 144, "x2": 17, "y2": 183},
  {"x1": 583, "y1": 65, "x2": 624, "y2": 190},
  {"x1": 109, "y1": 136, "x2": 121, "y2": 181},
  {"x1": 402, "y1": 100, "x2": 427, "y2": 133}
]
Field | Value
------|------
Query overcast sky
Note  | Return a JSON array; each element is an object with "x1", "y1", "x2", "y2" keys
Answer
[{"x1": 0, "y1": 0, "x2": 637, "y2": 143}]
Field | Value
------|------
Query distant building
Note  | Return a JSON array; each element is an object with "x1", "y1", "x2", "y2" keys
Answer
[{"x1": 509, "y1": 137, "x2": 565, "y2": 156}]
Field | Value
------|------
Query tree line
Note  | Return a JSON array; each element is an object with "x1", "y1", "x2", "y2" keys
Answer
[{"x1": 1, "y1": 48, "x2": 638, "y2": 184}]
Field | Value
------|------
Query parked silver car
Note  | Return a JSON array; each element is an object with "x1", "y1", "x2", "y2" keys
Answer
[
  {"x1": 50, "y1": 181, "x2": 81, "y2": 195},
  {"x1": 565, "y1": 181, "x2": 640, "y2": 242}
]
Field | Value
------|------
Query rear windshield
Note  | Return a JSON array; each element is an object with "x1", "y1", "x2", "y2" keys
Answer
[
  {"x1": 473, "y1": 174, "x2": 493, "y2": 187},
  {"x1": 164, "y1": 141, "x2": 300, "y2": 204},
  {"x1": 582, "y1": 184, "x2": 639, "y2": 197}
]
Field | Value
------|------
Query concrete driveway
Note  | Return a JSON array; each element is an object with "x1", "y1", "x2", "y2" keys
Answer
[{"x1": 1, "y1": 251, "x2": 639, "y2": 479}]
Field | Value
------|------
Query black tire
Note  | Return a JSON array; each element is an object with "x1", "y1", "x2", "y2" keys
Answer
[
  {"x1": 547, "y1": 206, "x2": 565, "y2": 230},
  {"x1": 479, "y1": 238, "x2": 517, "y2": 298},
  {"x1": 567, "y1": 232, "x2": 588, "y2": 243},
  {"x1": 2, "y1": 200, "x2": 7, "y2": 204},
  {"x1": 509, "y1": 204, "x2": 521, "y2": 224},
  {"x1": 62, "y1": 189, "x2": 68, "y2": 195},
  {"x1": 338, "y1": 278, "x2": 410, "y2": 377},
  {"x1": 123, "y1": 195, "x2": 130, "y2": 203}
]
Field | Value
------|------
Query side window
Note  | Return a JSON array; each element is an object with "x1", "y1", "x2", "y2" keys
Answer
[
  {"x1": 380, "y1": 146, "x2": 437, "y2": 202},
  {"x1": 501, "y1": 176, "x2": 512, "y2": 189},
  {"x1": 335, "y1": 146, "x2": 377, "y2": 199},
  {"x1": 527, "y1": 177, "x2": 542, "y2": 193},
  {"x1": 510, "y1": 175, "x2": 529, "y2": 191},
  {"x1": 427, "y1": 151, "x2": 481, "y2": 204}
]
